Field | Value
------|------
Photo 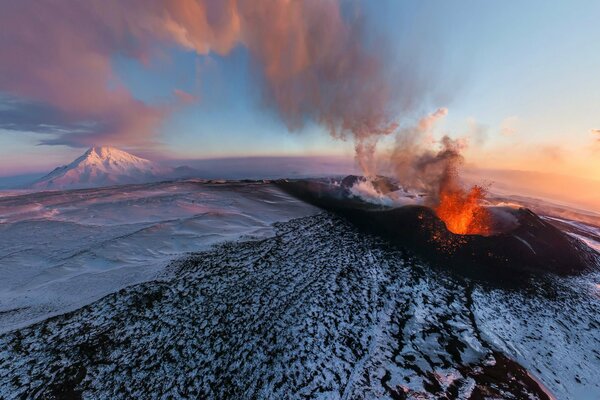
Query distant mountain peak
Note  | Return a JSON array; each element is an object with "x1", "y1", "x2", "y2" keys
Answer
[
  {"x1": 84, "y1": 145, "x2": 141, "y2": 160},
  {"x1": 70, "y1": 146, "x2": 156, "y2": 170},
  {"x1": 30, "y1": 146, "x2": 176, "y2": 190}
]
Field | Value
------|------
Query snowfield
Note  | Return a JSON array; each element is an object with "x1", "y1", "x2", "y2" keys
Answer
[
  {"x1": 0, "y1": 180, "x2": 317, "y2": 333},
  {"x1": 0, "y1": 180, "x2": 599, "y2": 399}
]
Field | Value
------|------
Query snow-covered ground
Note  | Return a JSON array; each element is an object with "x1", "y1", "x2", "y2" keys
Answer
[
  {"x1": 0, "y1": 180, "x2": 317, "y2": 333},
  {"x1": 1, "y1": 212, "x2": 598, "y2": 399},
  {"x1": 0, "y1": 179, "x2": 599, "y2": 399}
]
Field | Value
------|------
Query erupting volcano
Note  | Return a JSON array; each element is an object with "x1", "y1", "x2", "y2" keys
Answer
[
  {"x1": 432, "y1": 158, "x2": 493, "y2": 236},
  {"x1": 388, "y1": 131, "x2": 494, "y2": 236},
  {"x1": 276, "y1": 176, "x2": 598, "y2": 278},
  {"x1": 435, "y1": 184, "x2": 491, "y2": 235}
]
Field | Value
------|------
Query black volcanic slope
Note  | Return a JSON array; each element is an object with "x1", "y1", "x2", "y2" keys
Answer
[
  {"x1": 276, "y1": 179, "x2": 599, "y2": 278},
  {"x1": 3, "y1": 213, "x2": 598, "y2": 399}
]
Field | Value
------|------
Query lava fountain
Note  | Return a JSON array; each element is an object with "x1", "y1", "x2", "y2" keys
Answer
[
  {"x1": 435, "y1": 184, "x2": 491, "y2": 235},
  {"x1": 412, "y1": 136, "x2": 493, "y2": 236}
]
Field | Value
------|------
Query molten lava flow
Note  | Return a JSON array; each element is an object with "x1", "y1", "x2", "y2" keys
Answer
[{"x1": 435, "y1": 184, "x2": 492, "y2": 235}]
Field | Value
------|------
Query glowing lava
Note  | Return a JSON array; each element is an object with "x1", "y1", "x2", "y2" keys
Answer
[{"x1": 435, "y1": 184, "x2": 492, "y2": 235}]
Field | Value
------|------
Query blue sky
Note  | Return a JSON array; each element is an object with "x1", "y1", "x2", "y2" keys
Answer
[{"x1": 1, "y1": 0, "x2": 599, "y2": 178}]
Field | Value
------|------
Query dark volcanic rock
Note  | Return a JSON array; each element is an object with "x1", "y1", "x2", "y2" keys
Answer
[
  {"x1": 0, "y1": 214, "x2": 571, "y2": 399},
  {"x1": 276, "y1": 179, "x2": 599, "y2": 278}
]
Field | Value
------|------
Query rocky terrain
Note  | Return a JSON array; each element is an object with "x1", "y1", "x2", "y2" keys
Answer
[{"x1": 1, "y1": 212, "x2": 598, "y2": 399}]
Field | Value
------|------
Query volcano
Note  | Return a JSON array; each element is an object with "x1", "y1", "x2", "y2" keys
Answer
[
  {"x1": 276, "y1": 177, "x2": 599, "y2": 279},
  {"x1": 30, "y1": 146, "x2": 195, "y2": 190}
]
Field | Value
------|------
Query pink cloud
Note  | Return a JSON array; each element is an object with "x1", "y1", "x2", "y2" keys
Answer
[
  {"x1": 418, "y1": 108, "x2": 448, "y2": 132},
  {"x1": 173, "y1": 89, "x2": 198, "y2": 105},
  {"x1": 0, "y1": 1, "x2": 172, "y2": 147},
  {"x1": 500, "y1": 116, "x2": 519, "y2": 136},
  {"x1": 0, "y1": 0, "x2": 430, "y2": 161}
]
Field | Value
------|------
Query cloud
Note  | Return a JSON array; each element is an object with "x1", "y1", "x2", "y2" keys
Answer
[
  {"x1": 591, "y1": 129, "x2": 600, "y2": 153},
  {"x1": 539, "y1": 145, "x2": 564, "y2": 162},
  {"x1": 418, "y1": 108, "x2": 448, "y2": 132},
  {"x1": 0, "y1": 95, "x2": 89, "y2": 135},
  {"x1": 466, "y1": 117, "x2": 488, "y2": 147},
  {"x1": 0, "y1": 0, "x2": 437, "y2": 168},
  {"x1": 500, "y1": 116, "x2": 519, "y2": 136},
  {"x1": 0, "y1": 1, "x2": 173, "y2": 147},
  {"x1": 173, "y1": 89, "x2": 198, "y2": 105}
]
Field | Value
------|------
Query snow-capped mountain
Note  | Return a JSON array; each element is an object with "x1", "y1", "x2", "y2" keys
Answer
[{"x1": 31, "y1": 146, "x2": 187, "y2": 190}]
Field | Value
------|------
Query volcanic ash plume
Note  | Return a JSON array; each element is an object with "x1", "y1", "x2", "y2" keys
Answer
[
  {"x1": 236, "y1": 1, "x2": 404, "y2": 178},
  {"x1": 389, "y1": 108, "x2": 449, "y2": 191},
  {"x1": 2, "y1": 0, "x2": 491, "y2": 233},
  {"x1": 383, "y1": 109, "x2": 492, "y2": 235},
  {"x1": 0, "y1": 0, "x2": 415, "y2": 156}
]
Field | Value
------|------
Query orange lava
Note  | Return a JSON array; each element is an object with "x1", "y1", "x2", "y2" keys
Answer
[{"x1": 435, "y1": 185, "x2": 491, "y2": 235}]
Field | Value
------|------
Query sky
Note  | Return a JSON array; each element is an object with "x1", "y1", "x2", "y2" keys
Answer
[{"x1": 0, "y1": 0, "x2": 599, "y2": 181}]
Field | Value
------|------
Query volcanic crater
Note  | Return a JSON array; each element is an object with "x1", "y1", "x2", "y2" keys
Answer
[{"x1": 276, "y1": 177, "x2": 599, "y2": 279}]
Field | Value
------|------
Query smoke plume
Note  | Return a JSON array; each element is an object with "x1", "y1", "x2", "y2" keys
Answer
[
  {"x1": 0, "y1": 0, "x2": 425, "y2": 157},
  {"x1": 377, "y1": 107, "x2": 492, "y2": 235},
  {"x1": 389, "y1": 107, "x2": 451, "y2": 195},
  {"x1": 413, "y1": 135, "x2": 466, "y2": 204},
  {"x1": 1, "y1": 1, "x2": 494, "y2": 232}
]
